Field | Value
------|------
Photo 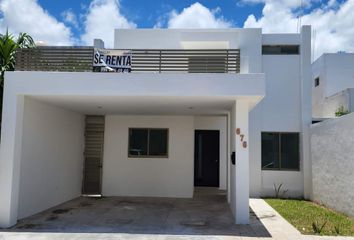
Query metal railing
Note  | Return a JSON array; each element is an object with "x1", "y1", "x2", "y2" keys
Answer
[
  {"x1": 130, "y1": 49, "x2": 240, "y2": 73},
  {"x1": 15, "y1": 47, "x2": 240, "y2": 73}
]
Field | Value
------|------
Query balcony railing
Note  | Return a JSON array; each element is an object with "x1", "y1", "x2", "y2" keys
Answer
[{"x1": 15, "y1": 47, "x2": 240, "y2": 73}]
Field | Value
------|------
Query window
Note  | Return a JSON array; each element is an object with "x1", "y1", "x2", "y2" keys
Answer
[
  {"x1": 188, "y1": 56, "x2": 227, "y2": 73},
  {"x1": 261, "y1": 132, "x2": 300, "y2": 170},
  {"x1": 314, "y1": 77, "x2": 320, "y2": 87},
  {"x1": 128, "y1": 128, "x2": 168, "y2": 157},
  {"x1": 262, "y1": 45, "x2": 300, "y2": 55}
]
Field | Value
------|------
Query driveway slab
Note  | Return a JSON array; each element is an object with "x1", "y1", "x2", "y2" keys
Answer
[{"x1": 0, "y1": 189, "x2": 352, "y2": 240}]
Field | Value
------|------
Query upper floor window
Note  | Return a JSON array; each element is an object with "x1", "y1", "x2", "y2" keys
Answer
[
  {"x1": 262, "y1": 45, "x2": 300, "y2": 55},
  {"x1": 314, "y1": 77, "x2": 320, "y2": 87},
  {"x1": 128, "y1": 128, "x2": 168, "y2": 158},
  {"x1": 188, "y1": 56, "x2": 227, "y2": 73},
  {"x1": 261, "y1": 132, "x2": 300, "y2": 171}
]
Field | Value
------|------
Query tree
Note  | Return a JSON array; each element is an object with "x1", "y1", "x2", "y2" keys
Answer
[
  {"x1": 0, "y1": 30, "x2": 36, "y2": 83},
  {"x1": 0, "y1": 30, "x2": 36, "y2": 130}
]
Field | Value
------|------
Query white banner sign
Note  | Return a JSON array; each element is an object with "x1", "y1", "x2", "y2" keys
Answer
[{"x1": 93, "y1": 49, "x2": 132, "y2": 72}]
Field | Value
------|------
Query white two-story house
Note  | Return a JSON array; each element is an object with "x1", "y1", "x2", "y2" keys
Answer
[
  {"x1": 312, "y1": 53, "x2": 354, "y2": 118},
  {"x1": 0, "y1": 26, "x2": 312, "y2": 228}
]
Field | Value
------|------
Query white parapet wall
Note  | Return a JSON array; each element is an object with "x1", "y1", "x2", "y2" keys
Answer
[
  {"x1": 316, "y1": 88, "x2": 354, "y2": 118},
  {"x1": 311, "y1": 113, "x2": 354, "y2": 217}
]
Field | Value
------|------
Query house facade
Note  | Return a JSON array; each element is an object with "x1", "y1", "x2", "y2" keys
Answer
[
  {"x1": 312, "y1": 53, "x2": 354, "y2": 118},
  {"x1": 0, "y1": 26, "x2": 312, "y2": 228}
]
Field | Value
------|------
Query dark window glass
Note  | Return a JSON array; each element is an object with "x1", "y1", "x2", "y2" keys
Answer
[
  {"x1": 262, "y1": 45, "x2": 300, "y2": 55},
  {"x1": 261, "y1": 132, "x2": 300, "y2": 171},
  {"x1": 281, "y1": 133, "x2": 300, "y2": 170},
  {"x1": 129, "y1": 129, "x2": 148, "y2": 156},
  {"x1": 128, "y1": 128, "x2": 168, "y2": 157},
  {"x1": 149, "y1": 129, "x2": 168, "y2": 156},
  {"x1": 261, "y1": 133, "x2": 280, "y2": 169},
  {"x1": 314, "y1": 77, "x2": 320, "y2": 87},
  {"x1": 188, "y1": 56, "x2": 227, "y2": 73}
]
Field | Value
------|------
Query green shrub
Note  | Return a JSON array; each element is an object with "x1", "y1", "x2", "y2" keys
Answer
[
  {"x1": 335, "y1": 106, "x2": 349, "y2": 117},
  {"x1": 312, "y1": 220, "x2": 327, "y2": 234}
]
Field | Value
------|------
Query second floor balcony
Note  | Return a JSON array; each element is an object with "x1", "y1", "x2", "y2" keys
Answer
[{"x1": 15, "y1": 47, "x2": 240, "y2": 74}]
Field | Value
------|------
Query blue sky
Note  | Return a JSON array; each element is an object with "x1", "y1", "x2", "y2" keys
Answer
[
  {"x1": 36, "y1": 0, "x2": 264, "y2": 37},
  {"x1": 0, "y1": 0, "x2": 353, "y2": 60},
  {"x1": 37, "y1": 0, "x2": 264, "y2": 27}
]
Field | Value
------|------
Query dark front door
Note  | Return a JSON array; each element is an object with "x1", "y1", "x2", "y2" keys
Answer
[
  {"x1": 194, "y1": 130, "x2": 220, "y2": 187},
  {"x1": 82, "y1": 115, "x2": 105, "y2": 195}
]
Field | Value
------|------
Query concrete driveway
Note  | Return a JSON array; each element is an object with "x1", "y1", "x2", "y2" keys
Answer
[
  {"x1": 1, "y1": 188, "x2": 351, "y2": 239},
  {"x1": 1, "y1": 188, "x2": 270, "y2": 239}
]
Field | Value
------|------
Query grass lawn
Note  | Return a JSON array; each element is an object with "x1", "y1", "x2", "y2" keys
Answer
[{"x1": 265, "y1": 199, "x2": 354, "y2": 236}]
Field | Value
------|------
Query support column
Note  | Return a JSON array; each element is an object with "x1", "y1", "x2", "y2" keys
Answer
[
  {"x1": 234, "y1": 100, "x2": 250, "y2": 224},
  {"x1": 229, "y1": 100, "x2": 250, "y2": 224},
  {"x1": 300, "y1": 25, "x2": 312, "y2": 199},
  {"x1": 227, "y1": 112, "x2": 231, "y2": 203},
  {"x1": 0, "y1": 87, "x2": 24, "y2": 227}
]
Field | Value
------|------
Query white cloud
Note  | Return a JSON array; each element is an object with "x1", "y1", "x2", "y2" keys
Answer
[
  {"x1": 61, "y1": 9, "x2": 78, "y2": 29},
  {"x1": 80, "y1": 0, "x2": 136, "y2": 47},
  {"x1": 164, "y1": 2, "x2": 232, "y2": 29},
  {"x1": 243, "y1": 0, "x2": 354, "y2": 60},
  {"x1": 0, "y1": 0, "x2": 74, "y2": 45},
  {"x1": 240, "y1": 0, "x2": 314, "y2": 9}
]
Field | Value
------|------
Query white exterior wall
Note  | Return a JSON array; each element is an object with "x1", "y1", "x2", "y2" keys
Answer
[
  {"x1": 249, "y1": 27, "x2": 311, "y2": 198},
  {"x1": 102, "y1": 115, "x2": 194, "y2": 198},
  {"x1": 311, "y1": 113, "x2": 354, "y2": 217},
  {"x1": 312, "y1": 53, "x2": 354, "y2": 118},
  {"x1": 312, "y1": 56, "x2": 327, "y2": 118},
  {"x1": 256, "y1": 54, "x2": 304, "y2": 198},
  {"x1": 322, "y1": 54, "x2": 354, "y2": 97},
  {"x1": 18, "y1": 97, "x2": 84, "y2": 219},
  {"x1": 194, "y1": 116, "x2": 228, "y2": 190},
  {"x1": 102, "y1": 115, "x2": 227, "y2": 198}
]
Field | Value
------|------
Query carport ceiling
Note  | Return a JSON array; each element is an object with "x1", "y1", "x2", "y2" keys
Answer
[{"x1": 30, "y1": 95, "x2": 236, "y2": 115}]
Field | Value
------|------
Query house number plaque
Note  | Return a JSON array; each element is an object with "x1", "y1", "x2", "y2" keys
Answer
[{"x1": 236, "y1": 128, "x2": 248, "y2": 149}]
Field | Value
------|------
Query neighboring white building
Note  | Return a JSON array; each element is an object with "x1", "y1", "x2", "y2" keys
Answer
[
  {"x1": 0, "y1": 26, "x2": 312, "y2": 228},
  {"x1": 310, "y1": 53, "x2": 354, "y2": 218},
  {"x1": 312, "y1": 53, "x2": 354, "y2": 118}
]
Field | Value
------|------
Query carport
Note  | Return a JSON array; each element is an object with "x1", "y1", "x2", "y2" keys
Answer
[{"x1": 0, "y1": 71, "x2": 265, "y2": 228}]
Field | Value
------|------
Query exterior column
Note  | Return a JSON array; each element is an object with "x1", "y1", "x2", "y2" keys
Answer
[
  {"x1": 0, "y1": 83, "x2": 24, "y2": 227},
  {"x1": 234, "y1": 100, "x2": 250, "y2": 224},
  {"x1": 227, "y1": 112, "x2": 231, "y2": 203},
  {"x1": 300, "y1": 25, "x2": 312, "y2": 199}
]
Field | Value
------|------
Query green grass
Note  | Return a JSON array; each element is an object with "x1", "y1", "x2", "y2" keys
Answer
[{"x1": 265, "y1": 198, "x2": 354, "y2": 236}]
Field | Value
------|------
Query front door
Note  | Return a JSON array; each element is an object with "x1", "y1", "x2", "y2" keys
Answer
[
  {"x1": 194, "y1": 130, "x2": 220, "y2": 187},
  {"x1": 82, "y1": 115, "x2": 105, "y2": 195}
]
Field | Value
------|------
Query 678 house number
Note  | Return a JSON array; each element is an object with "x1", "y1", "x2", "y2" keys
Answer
[{"x1": 236, "y1": 128, "x2": 248, "y2": 148}]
